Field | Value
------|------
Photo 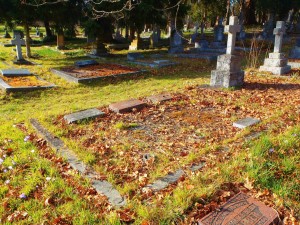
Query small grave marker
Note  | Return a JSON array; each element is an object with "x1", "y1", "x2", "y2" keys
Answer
[
  {"x1": 64, "y1": 108, "x2": 105, "y2": 124},
  {"x1": 1, "y1": 69, "x2": 31, "y2": 77},
  {"x1": 109, "y1": 99, "x2": 147, "y2": 113},
  {"x1": 74, "y1": 60, "x2": 99, "y2": 67},
  {"x1": 233, "y1": 117, "x2": 260, "y2": 129},
  {"x1": 147, "y1": 93, "x2": 173, "y2": 104},
  {"x1": 198, "y1": 192, "x2": 280, "y2": 225}
]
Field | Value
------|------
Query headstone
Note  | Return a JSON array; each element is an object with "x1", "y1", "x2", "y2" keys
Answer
[
  {"x1": 74, "y1": 60, "x2": 99, "y2": 67},
  {"x1": 147, "y1": 93, "x2": 172, "y2": 104},
  {"x1": 259, "y1": 21, "x2": 291, "y2": 75},
  {"x1": 211, "y1": 17, "x2": 225, "y2": 48},
  {"x1": 289, "y1": 38, "x2": 300, "y2": 59},
  {"x1": 3, "y1": 30, "x2": 11, "y2": 39},
  {"x1": 13, "y1": 30, "x2": 24, "y2": 39},
  {"x1": 1, "y1": 69, "x2": 31, "y2": 77},
  {"x1": 168, "y1": 30, "x2": 184, "y2": 54},
  {"x1": 285, "y1": 9, "x2": 294, "y2": 32},
  {"x1": 198, "y1": 193, "x2": 280, "y2": 225},
  {"x1": 11, "y1": 33, "x2": 25, "y2": 62},
  {"x1": 210, "y1": 16, "x2": 244, "y2": 88},
  {"x1": 150, "y1": 29, "x2": 160, "y2": 48},
  {"x1": 57, "y1": 33, "x2": 65, "y2": 50},
  {"x1": 237, "y1": 12, "x2": 247, "y2": 40},
  {"x1": 63, "y1": 108, "x2": 105, "y2": 124},
  {"x1": 127, "y1": 52, "x2": 144, "y2": 61},
  {"x1": 109, "y1": 99, "x2": 147, "y2": 113},
  {"x1": 258, "y1": 14, "x2": 275, "y2": 40},
  {"x1": 36, "y1": 27, "x2": 40, "y2": 36},
  {"x1": 129, "y1": 38, "x2": 142, "y2": 51},
  {"x1": 233, "y1": 117, "x2": 260, "y2": 129}
]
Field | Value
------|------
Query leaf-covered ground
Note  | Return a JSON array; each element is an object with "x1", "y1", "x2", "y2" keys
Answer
[{"x1": 0, "y1": 25, "x2": 300, "y2": 224}]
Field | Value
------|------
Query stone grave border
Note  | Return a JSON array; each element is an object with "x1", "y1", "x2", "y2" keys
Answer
[
  {"x1": 30, "y1": 118, "x2": 126, "y2": 207},
  {"x1": 173, "y1": 53, "x2": 219, "y2": 61},
  {"x1": 0, "y1": 76, "x2": 55, "y2": 93},
  {"x1": 128, "y1": 60, "x2": 178, "y2": 68},
  {"x1": 288, "y1": 61, "x2": 300, "y2": 69},
  {"x1": 50, "y1": 64, "x2": 146, "y2": 84}
]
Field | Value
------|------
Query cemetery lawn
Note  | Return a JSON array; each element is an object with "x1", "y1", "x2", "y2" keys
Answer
[{"x1": 0, "y1": 34, "x2": 300, "y2": 224}]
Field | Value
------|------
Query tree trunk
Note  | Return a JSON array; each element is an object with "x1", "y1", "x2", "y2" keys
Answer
[
  {"x1": 44, "y1": 20, "x2": 52, "y2": 37},
  {"x1": 24, "y1": 22, "x2": 31, "y2": 58},
  {"x1": 57, "y1": 28, "x2": 65, "y2": 50},
  {"x1": 244, "y1": 0, "x2": 257, "y2": 25}
]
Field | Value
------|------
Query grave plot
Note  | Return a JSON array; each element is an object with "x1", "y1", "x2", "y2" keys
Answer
[
  {"x1": 0, "y1": 69, "x2": 55, "y2": 92},
  {"x1": 51, "y1": 60, "x2": 144, "y2": 83},
  {"x1": 52, "y1": 75, "x2": 300, "y2": 198}
]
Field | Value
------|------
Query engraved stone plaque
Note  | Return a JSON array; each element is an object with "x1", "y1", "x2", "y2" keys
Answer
[
  {"x1": 109, "y1": 99, "x2": 146, "y2": 113},
  {"x1": 198, "y1": 193, "x2": 280, "y2": 225}
]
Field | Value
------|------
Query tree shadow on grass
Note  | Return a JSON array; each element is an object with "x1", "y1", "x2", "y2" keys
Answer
[{"x1": 243, "y1": 81, "x2": 300, "y2": 90}]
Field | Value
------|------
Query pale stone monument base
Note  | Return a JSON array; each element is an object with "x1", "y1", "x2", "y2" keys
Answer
[
  {"x1": 259, "y1": 53, "x2": 291, "y2": 75},
  {"x1": 211, "y1": 54, "x2": 244, "y2": 88}
]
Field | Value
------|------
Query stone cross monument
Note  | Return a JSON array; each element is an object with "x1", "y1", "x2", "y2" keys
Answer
[
  {"x1": 225, "y1": 16, "x2": 241, "y2": 54},
  {"x1": 259, "y1": 21, "x2": 291, "y2": 75},
  {"x1": 11, "y1": 33, "x2": 25, "y2": 62},
  {"x1": 210, "y1": 16, "x2": 244, "y2": 88}
]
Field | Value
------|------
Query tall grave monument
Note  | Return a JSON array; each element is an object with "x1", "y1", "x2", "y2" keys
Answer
[
  {"x1": 210, "y1": 16, "x2": 244, "y2": 88},
  {"x1": 259, "y1": 21, "x2": 291, "y2": 75}
]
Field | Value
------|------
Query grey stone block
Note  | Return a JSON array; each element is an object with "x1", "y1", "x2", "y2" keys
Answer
[
  {"x1": 147, "y1": 93, "x2": 172, "y2": 104},
  {"x1": 233, "y1": 117, "x2": 260, "y2": 129},
  {"x1": 259, "y1": 65, "x2": 291, "y2": 75},
  {"x1": 288, "y1": 62, "x2": 300, "y2": 69},
  {"x1": 1, "y1": 69, "x2": 32, "y2": 77},
  {"x1": 263, "y1": 58, "x2": 288, "y2": 67},
  {"x1": 269, "y1": 53, "x2": 285, "y2": 59},
  {"x1": 216, "y1": 54, "x2": 241, "y2": 73},
  {"x1": 63, "y1": 108, "x2": 105, "y2": 124},
  {"x1": 74, "y1": 60, "x2": 99, "y2": 67},
  {"x1": 211, "y1": 70, "x2": 244, "y2": 88}
]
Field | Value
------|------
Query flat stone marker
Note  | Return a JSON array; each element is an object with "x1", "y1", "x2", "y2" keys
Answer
[
  {"x1": 198, "y1": 192, "x2": 280, "y2": 225},
  {"x1": 74, "y1": 60, "x2": 99, "y2": 67},
  {"x1": 1, "y1": 69, "x2": 32, "y2": 77},
  {"x1": 63, "y1": 108, "x2": 105, "y2": 124},
  {"x1": 147, "y1": 93, "x2": 173, "y2": 104},
  {"x1": 233, "y1": 118, "x2": 260, "y2": 129},
  {"x1": 146, "y1": 169, "x2": 184, "y2": 191},
  {"x1": 109, "y1": 99, "x2": 146, "y2": 113}
]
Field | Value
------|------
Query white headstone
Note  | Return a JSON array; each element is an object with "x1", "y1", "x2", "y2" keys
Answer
[
  {"x1": 225, "y1": 16, "x2": 241, "y2": 55},
  {"x1": 273, "y1": 21, "x2": 285, "y2": 53},
  {"x1": 11, "y1": 34, "x2": 25, "y2": 61}
]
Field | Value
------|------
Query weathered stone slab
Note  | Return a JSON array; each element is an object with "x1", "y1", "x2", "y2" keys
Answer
[
  {"x1": 109, "y1": 99, "x2": 146, "y2": 113},
  {"x1": 127, "y1": 52, "x2": 144, "y2": 61},
  {"x1": 30, "y1": 119, "x2": 126, "y2": 207},
  {"x1": 198, "y1": 192, "x2": 280, "y2": 225},
  {"x1": 233, "y1": 118, "x2": 260, "y2": 129},
  {"x1": 1, "y1": 69, "x2": 31, "y2": 77},
  {"x1": 145, "y1": 169, "x2": 184, "y2": 191},
  {"x1": 147, "y1": 93, "x2": 173, "y2": 104},
  {"x1": 64, "y1": 108, "x2": 105, "y2": 124},
  {"x1": 74, "y1": 60, "x2": 99, "y2": 67},
  {"x1": 129, "y1": 59, "x2": 177, "y2": 68}
]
